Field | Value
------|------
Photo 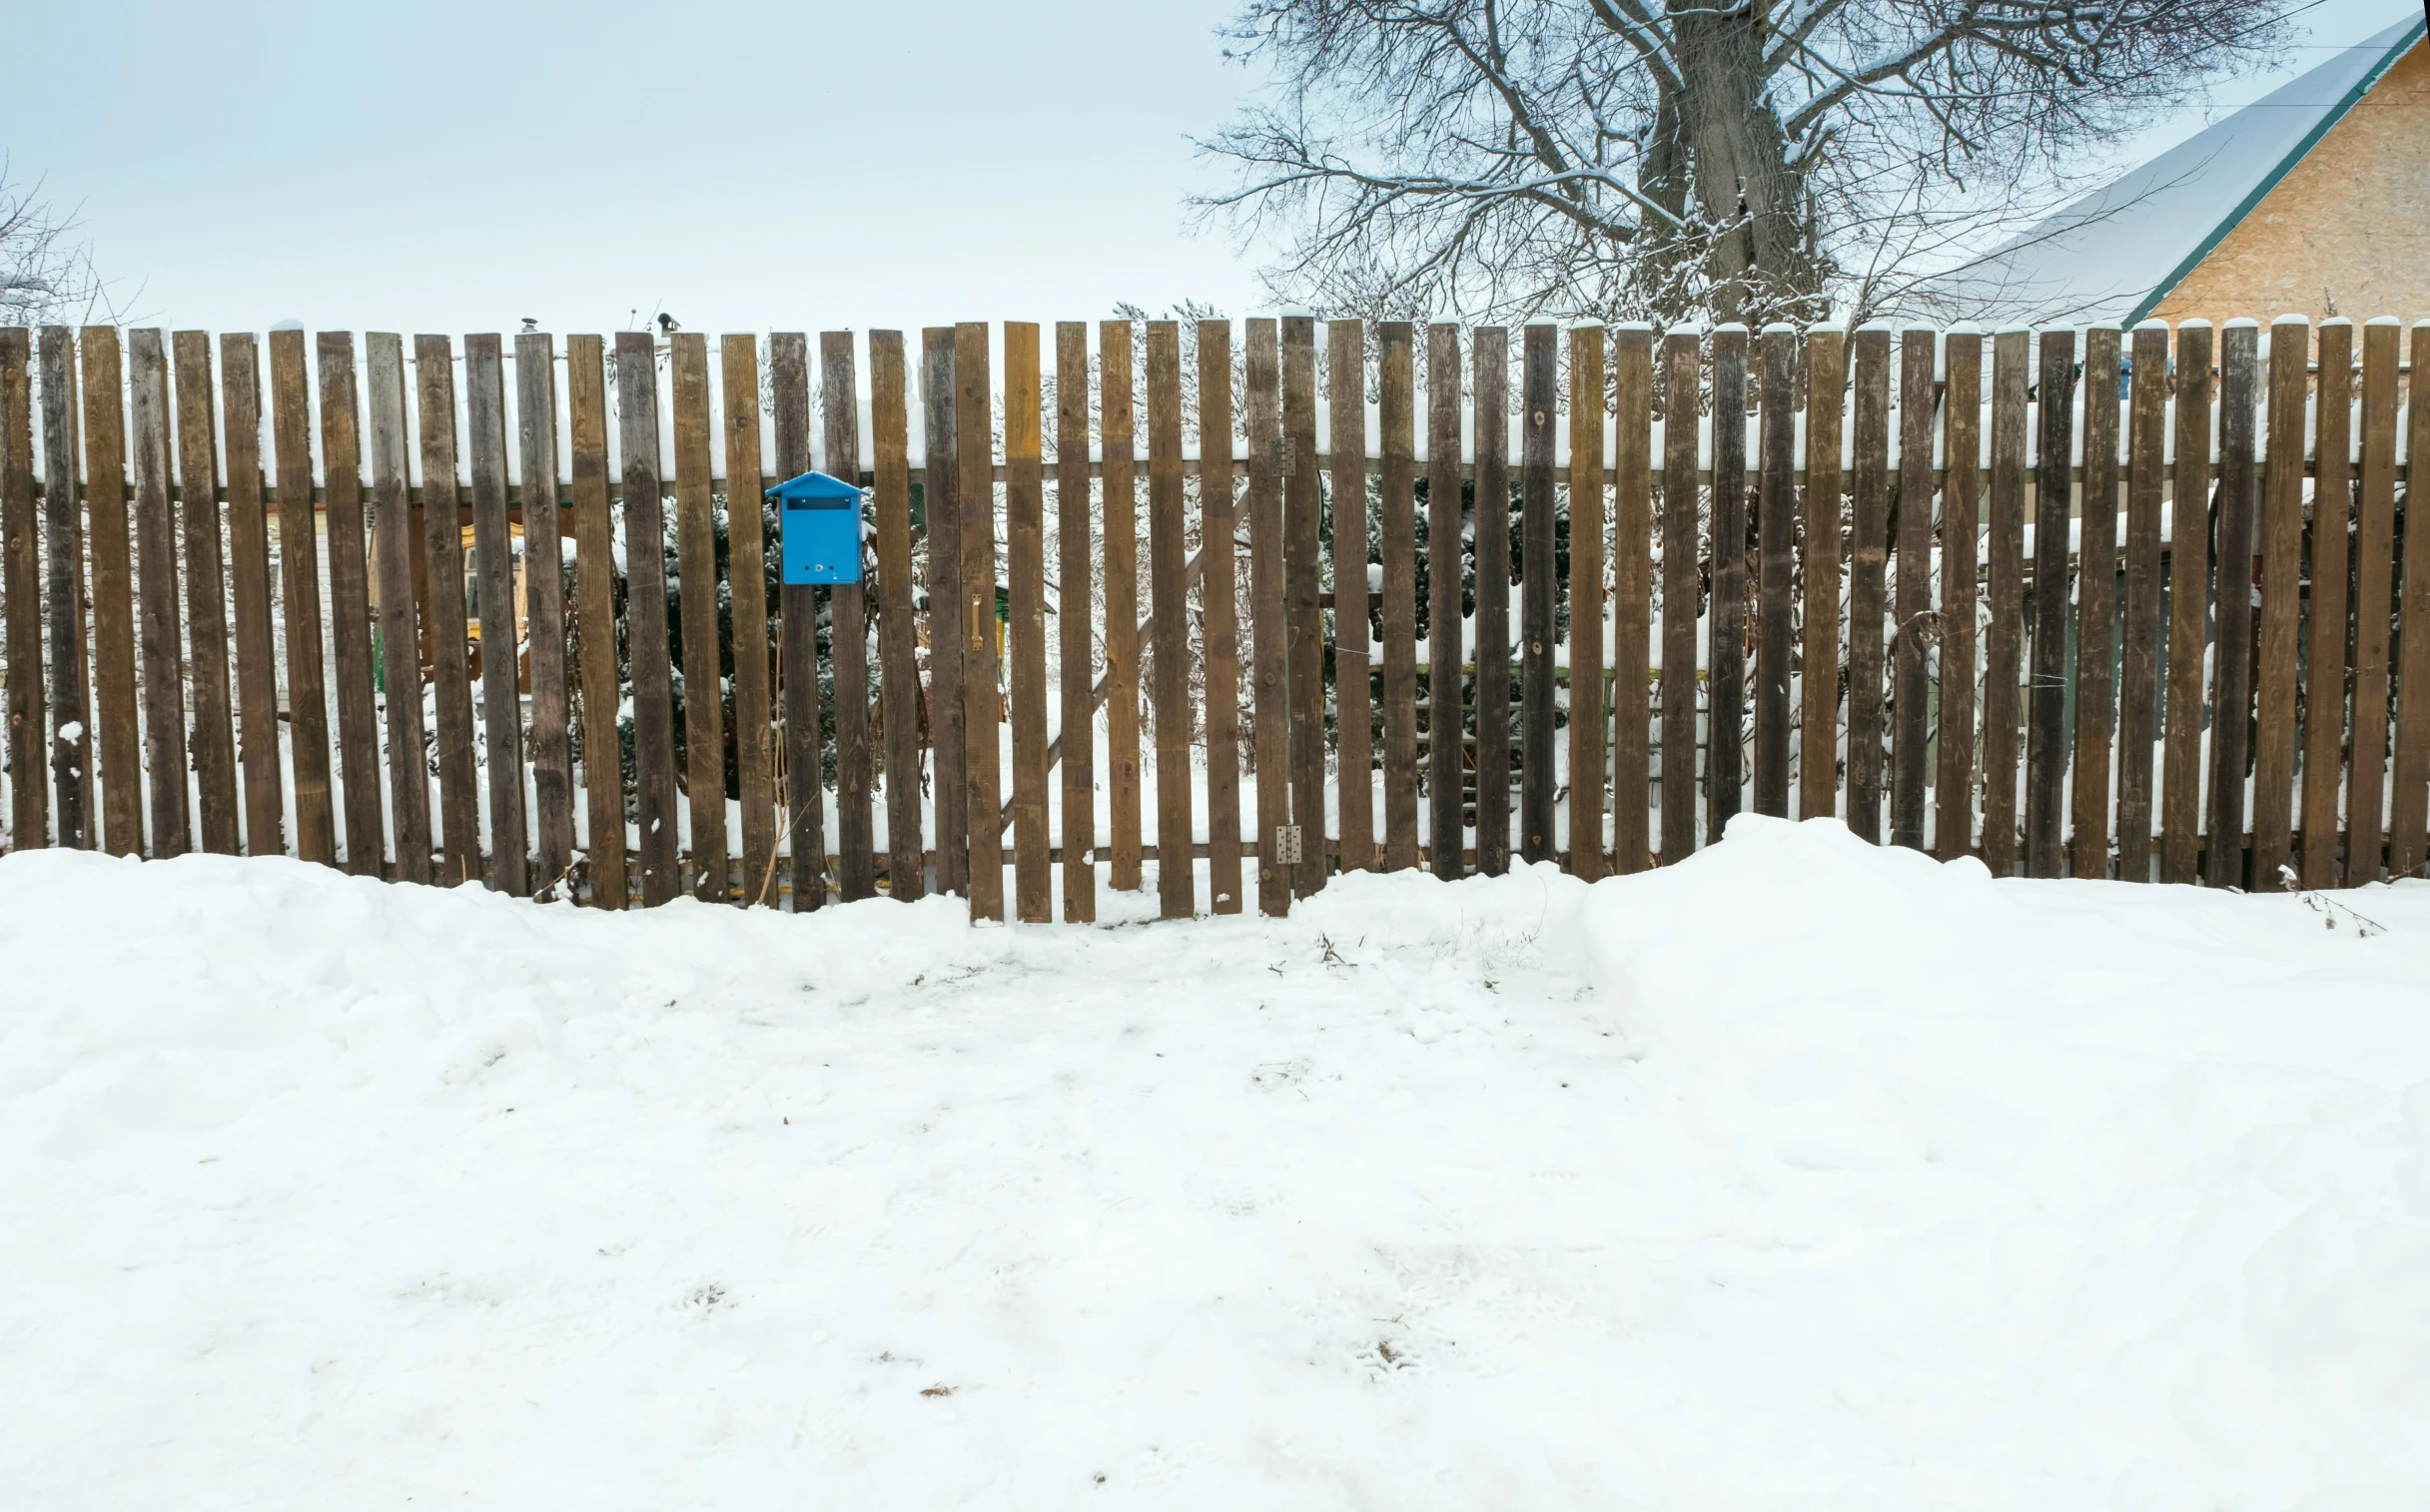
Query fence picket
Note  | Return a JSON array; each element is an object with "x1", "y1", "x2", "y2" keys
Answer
[
  {"x1": 921, "y1": 330, "x2": 965, "y2": 899},
  {"x1": 2027, "y1": 329, "x2": 2076, "y2": 878},
  {"x1": 273, "y1": 330, "x2": 336, "y2": 864},
  {"x1": 172, "y1": 333, "x2": 239, "y2": 855},
  {"x1": 413, "y1": 336, "x2": 480, "y2": 883},
  {"x1": 822, "y1": 333, "x2": 874, "y2": 904},
  {"x1": 2071, "y1": 327, "x2": 2121, "y2": 879},
  {"x1": 1005, "y1": 323, "x2": 1051, "y2": 922},
  {"x1": 2161, "y1": 323, "x2": 2215, "y2": 885},
  {"x1": 2348, "y1": 322, "x2": 2399, "y2": 885},
  {"x1": 81, "y1": 329, "x2": 142, "y2": 858},
  {"x1": 1567, "y1": 325, "x2": 1606, "y2": 874},
  {"x1": 1847, "y1": 327, "x2": 1889, "y2": 846},
  {"x1": 1612, "y1": 326, "x2": 1653, "y2": 871},
  {"x1": 1473, "y1": 327, "x2": 1512, "y2": 876},
  {"x1": 1893, "y1": 329, "x2": 1935, "y2": 851},
  {"x1": 221, "y1": 337, "x2": 283, "y2": 858},
  {"x1": 2117, "y1": 323, "x2": 2169, "y2": 882},
  {"x1": 722, "y1": 336, "x2": 778, "y2": 904},
  {"x1": 1329, "y1": 319, "x2": 1375, "y2": 874},
  {"x1": 1706, "y1": 326, "x2": 1748, "y2": 843},
  {"x1": 1936, "y1": 331, "x2": 1982, "y2": 862},
  {"x1": 613, "y1": 332, "x2": 681, "y2": 906},
  {"x1": 0, "y1": 331, "x2": 35, "y2": 851},
  {"x1": 465, "y1": 335, "x2": 527, "y2": 894},
  {"x1": 1426, "y1": 323, "x2": 1464, "y2": 878},
  {"x1": 1056, "y1": 323, "x2": 1097, "y2": 920},
  {"x1": 1101, "y1": 319, "x2": 1142, "y2": 894},
  {"x1": 317, "y1": 335, "x2": 383, "y2": 876},
  {"x1": 1755, "y1": 325, "x2": 1794, "y2": 821},
  {"x1": 566, "y1": 336, "x2": 627, "y2": 908},
  {"x1": 2389, "y1": 322, "x2": 2430, "y2": 878},
  {"x1": 1378, "y1": 321, "x2": 1420, "y2": 874},
  {"x1": 367, "y1": 334, "x2": 431, "y2": 884},
  {"x1": 1801, "y1": 327, "x2": 1845, "y2": 828},
  {"x1": 2207, "y1": 324, "x2": 2259, "y2": 889},
  {"x1": 37, "y1": 329, "x2": 89, "y2": 850},
  {"x1": 518, "y1": 333, "x2": 574, "y2": 893},
  {"x1": 955, "y1": 322, "x2": 1004, "y2": 922},
  {"x1": 670, "y1": 335, "x2": 727, "y2": 901},
  {"x1": 2300, "y1": 321, "x2": 2354, "y2": 888},
  {"x1": 1248, "y1": 318, "x2": 1291, "y2": 913},
  {"x1": 1985, "y1": 329, "x2": 2029, "y2": 877},
  {"x1": 1661, "y1": 332, "x2": 1702, "y2": 861},
  {"x1": 2252, "y1": 318, "x2": 2308, "y2": 884},
  {"x1": 1147, "y1": 322, "x2": 1196, "y2": 918},
  {"x1": 771, "y1": 334, "x2": 824, "y2": 910},
  {"x1": 130, "y1": 332, "x2": 191, "y2": 857},
  {"x1": 1521, "y1": 324, "x2": 1558, "y2": 865},
  {"x1": 1201, "y1": 320, "x2": 1244, "y2": 909},
  {"x1": 872, "y1": 331, "x2": 922, "y2": 902}
]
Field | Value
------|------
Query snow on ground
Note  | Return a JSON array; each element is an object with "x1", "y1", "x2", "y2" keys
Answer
[{"x1": 4, "y1": 818, "x2": 2429, "y2": 1509}]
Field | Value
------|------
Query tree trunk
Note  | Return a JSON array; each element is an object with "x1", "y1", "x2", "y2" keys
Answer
[{"x1": 1667, "y1": 1, "x2": 1819, "y2": 325}]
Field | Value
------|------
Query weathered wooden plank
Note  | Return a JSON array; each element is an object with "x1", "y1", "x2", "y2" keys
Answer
[
  {"x1": 517, "y1": 333, "x2": 574, "y2": 894},
  {"x1": 771, "y1": 333, "x2": 824, "y2": 910},
  {"x1": 1660, "y1": 332, "x2": 1703, "y2": 860},
  {"x1": 2300, "y1": 320, "x2": 2354, "y2": 889},
  {"x1": 365, "y1": 334, "x2": 431, "y2": 884},
  {"x1": 2025, "y1": 329, "x2": 2077, "y2": 878},
  {"x1": 2160, "y1": 323, "x2": 2215, "y2": 886},
  {"x1": 1520, "y1": 323, "x2": 1559, "y2": 864},
  {"x1": 2250, "y1": 317, "x2": 2308, "y2": 885},
  {"x1": 1755, "y1": 325, "x2": 1796, "y2": 823},
  {"x1": 1200, "y1": 320, "x2": 1244, "y2": 909},
  {"x1": 1101, "y1": 319, "x2": 1142, "y2": 894},
  {"x1": 1566, "y1": 324, "x2": 1607, "y2": 875},
  {"x1": 2070, "y1": 327, "x2": 2121, "y2": 879},
  {"x1": 0, "y1": 330, "x2": 37, "y2": 850},
  {"x1": 1147, "y1": 321, "x2": 1196, "y2": 919},
  {"x1": 1472, "y1": 326, "x2": 1512, "y2": 876},
  {"x1": 670, "y1": 334, "x2": 726, "y2": 901},
  {"x1": 1376, "y1": 321, "x2": 1420, "y2": 874},
  {"x1": 1426, "y1": 323, "x2": 1465, "y2": 879},
  {"x1": 464, "y1": 334, "x2": 528, "y2": 894},
  {"x1": 318, "y1": 335, "x2": 383, "y2": 876},
  {"x1": 955, "y1": 322, "x2": 1005, "y2": 922},
  {"x1": 1892, "y1": 328, "x2": 1935, "y2": 851},
  {"x1": 271, "y1": 329, "x2": 335, "y2": 864},
  {"x1": 37, "y1": 329, "x2": 89, "y2": 849},
  {"x1": 2206, "y1": 323, "x2": 2258, "y2": 889},
  {"x1": 822, "y1": 333, "x2": 874, "y2": 905},
  {"x1": 870, "y1": 331, "x2": 922, "y2": 903},
  {"x1": 220, "y1": 336, "x2": 283, "y2": 857},
  {"x1": 1055, "y1": 323, "x2": 1097, "y2": 919},
  {"x1": 1329, "y1": 319, "x2": 1375, "y2": 874},
  {"x1": 1249, "y1": 318, "x2": 1292, "y2": 913},
  {"x1": 1612, "y1": 324, "x2": 1653, "y2": 871},
  {"x1": 565, "y1": 335, "x2": 625, "y2": 907},
  {"x1": 1935, "y1": 331, "x2": 1981, "y2": 863},
  {"x1": 613, "y1": 331, "x2": 680, "y2": 906},
  {"x1": 171, "y1": 332, "x2": 239, "y2": 855},
  {"x1": 1847, "y1": 326, "x2": 1890, "y2": 845},
  {"x1": 1706, "y1": 325, "x2": 1748, "y2": 843},
  {"x1": 1984, "y1": 329, "x2": 2029, "y2": 878},
  {"x1": 1004, "y1": 323, "x2": 1051, "y2": 922},
  {"x1": 2347, "y1": 321, "x2": 2399, "y2": 886},
  {"x1": 721, "y1": 335, "x2": 778, "y2": 904},
  {"x1": 2388, "y1": 321, "x2": 2430, "y2": 878},
  {"x1": 1801, "y1": 327, "x2": 1845, "y2": 828},
  {"x1": 2117, "y1": 322, "x2": 2169, "y2": 882},
  {"x1": 413, "y1": 335, "x2": 480, "y2": 885},
  {"x1": 128, "y1": 331, "x2": 191, "y2": 857},
  {"x1": 80, "y1": 328, "x2": 142, "y2": 857},
  {"x1": 922, "y1": 329, "x2": 965, "y2": 899}
]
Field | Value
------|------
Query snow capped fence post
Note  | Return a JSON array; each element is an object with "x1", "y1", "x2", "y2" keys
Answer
[{"x1": 1936, "y1": 331, "x2": 1983, "y2": 866}]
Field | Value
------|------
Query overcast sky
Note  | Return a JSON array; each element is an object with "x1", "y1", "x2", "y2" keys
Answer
[{"x1": 10, "y1": 0, "x2": 2417, "y2": 338}]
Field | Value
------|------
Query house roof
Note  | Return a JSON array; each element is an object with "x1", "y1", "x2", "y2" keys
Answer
[{"x1": 1919, "y1": 11, "x2": 2427, "y2": 326}]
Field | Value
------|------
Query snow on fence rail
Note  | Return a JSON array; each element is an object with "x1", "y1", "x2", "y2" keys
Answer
[{"x1": 1, "y1": 316, "x2": 2427, "y2": 917}]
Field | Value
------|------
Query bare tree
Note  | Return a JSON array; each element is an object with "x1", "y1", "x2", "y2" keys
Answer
[
  {"x1": 1, "y1": 163, "x2": 108, "y2": 327},
  {"x1": 1197, "y1": 0, "x2": 2298, "y2": 325}
]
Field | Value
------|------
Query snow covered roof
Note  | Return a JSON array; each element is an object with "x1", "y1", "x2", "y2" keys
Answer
[{"x1": 1919, "y1": 12, "x2": 2427, "y2": 327}]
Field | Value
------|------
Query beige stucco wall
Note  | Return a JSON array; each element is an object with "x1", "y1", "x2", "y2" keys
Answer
[{"x1": 2152, "y1": 39, "x2": 2430, "y2": 328}]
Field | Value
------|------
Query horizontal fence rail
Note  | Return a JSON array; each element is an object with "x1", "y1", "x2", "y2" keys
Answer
[{"x1": 2, "y1": 316, "x2": 2427, "y2": 920}]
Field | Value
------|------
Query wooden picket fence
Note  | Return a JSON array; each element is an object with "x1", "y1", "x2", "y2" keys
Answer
[{"x1": 1, "y1": 316, "x2": 2426, "y2": 921}]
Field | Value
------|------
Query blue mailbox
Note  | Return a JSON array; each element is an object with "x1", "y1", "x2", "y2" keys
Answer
[{"x1": 768, "y1": 470, "x2": 867, "y2": 585}]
